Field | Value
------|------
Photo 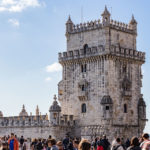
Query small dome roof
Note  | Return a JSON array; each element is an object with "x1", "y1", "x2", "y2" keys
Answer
[
  {"x1": 101, "y1": 6, "x2": 110, "y2": 16},
  {"x1": 19, "y1": 105, "x2": 28, "y2": 117},
  {"x1": 138, "y1": 97, "x2": 146, "y2": 106},
  {"x1": 66, "y1": 15, "x2": 73, "y2": 24},
  {"x1": 0, "y1": 111, "x2": 3, "y2": 117},
  {"x1": 49, "y1": 95, "x2": 61, "y2": 112},
  {"x1": 129, "y1": 15, "x2": 137, "y2": 25},
  {"x1": 101, "y1": 95, "x2": 113, "y2": 104}
]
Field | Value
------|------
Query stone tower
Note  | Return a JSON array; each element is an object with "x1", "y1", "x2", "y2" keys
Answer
[{"x1": 58, "y1": 7, "x2": 146, "y2": 140}]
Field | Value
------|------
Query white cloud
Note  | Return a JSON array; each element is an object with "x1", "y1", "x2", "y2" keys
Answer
[
  {"x1": 45, "y1": 77, "x2": 52, "y2": 82},
  {"x1": 8, "y1": 18, "x2": 20, "y2": 27},
  {"x1": 46, "y1": 62, "x2": 62, "y2": 73},
  {"x1": 0, "y1": 0, "x2": 42, "y2": 12}
]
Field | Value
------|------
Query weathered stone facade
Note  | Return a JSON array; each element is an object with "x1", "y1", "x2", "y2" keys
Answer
[
  {"x1": 0, "y1": 7, "x2": 147, "y2": 140},
  {"x1": 58, "y1": 6, "x2": 147, "y2": 140}
]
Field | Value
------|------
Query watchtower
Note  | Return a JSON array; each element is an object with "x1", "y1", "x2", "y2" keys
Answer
[{"x1": 58, "y1": 6, "x2": 146, "y2": 139}]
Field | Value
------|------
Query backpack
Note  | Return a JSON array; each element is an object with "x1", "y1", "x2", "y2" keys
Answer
[
  {"x1": 143, "y1": 141, "x2": 150, "y2": 150},
  {"x1": 112, "y1": 145, "x2": 121, "y2": 150}
]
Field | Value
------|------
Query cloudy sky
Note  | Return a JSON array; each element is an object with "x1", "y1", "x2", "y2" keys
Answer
[{"x1": 0, "y1": 0, "x2": 149, "y2": 132}]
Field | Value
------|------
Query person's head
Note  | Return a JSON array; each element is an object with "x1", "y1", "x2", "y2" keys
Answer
[
  {"x1": 73, "y1": 140, "x2": 80, "y2": 148},
  {"x1": 56, "y1": 141, "x2": 63, "y2": 150},
  {"x1": 103, "y1": 135, "x2": 106, "y2": 139},
  {"x1": 48, "y1": 139, "x2": 56, "y2": 147},
  {"x1": 116, "y1": 138, "x2": 121, "y2": 144},
  {"x1": 49, "y1": 135, "x2": 52, "y2": 139},
  {"x1": 79, "y1": 139, "x2": 91, "y2": 150},
  {"x1": 130, "y1": 137, "x2": 139, "y2": 146},
  {"x1": 10, "y1": 133, "x2": 14, "y2": 139},
  {"x1": 142, "y1": 133, "x2": 149, "y2": 140}
]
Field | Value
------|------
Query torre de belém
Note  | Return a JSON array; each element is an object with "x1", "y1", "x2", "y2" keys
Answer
[{"x1": 0, "y1": 6, "x2": 147, "y2": 140}]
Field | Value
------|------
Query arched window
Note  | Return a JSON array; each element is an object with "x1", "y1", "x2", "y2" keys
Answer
[
  {"x1": 81, "y1": 103, "x2": 86, "y2": 113},
  {"x1": 105, "y1": 17, "x2": 108, "y2": 22},
  {"x1": 83, "y1": 44, "x2": 88, "y2": 54},
  {"x1": 124, "y1": 104, "x2": 127, "y2": 113}
]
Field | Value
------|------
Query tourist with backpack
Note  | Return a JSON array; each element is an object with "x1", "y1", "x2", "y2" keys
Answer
[
  {"x1": 111, "y1": 138, "x2": 124, "y2": 150},
  {"x1": 140, "y1": 133, "x2": 150, "y2": 150},
  {"x1": 127, "y1": 137, "x2": 141, "y2": 150}
]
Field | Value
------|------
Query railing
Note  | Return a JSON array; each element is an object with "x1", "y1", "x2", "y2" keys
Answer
[{"x1": 59, "y1": 46, "x2": 145, "y2": 62}]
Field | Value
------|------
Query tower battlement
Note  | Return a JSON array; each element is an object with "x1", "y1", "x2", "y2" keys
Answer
[
  {"x1": 67, "y1": 19, "x2": 135, "y2": 35},
  {"x1": 59, "y1": 46, "x2": 145, "y2": 63}
]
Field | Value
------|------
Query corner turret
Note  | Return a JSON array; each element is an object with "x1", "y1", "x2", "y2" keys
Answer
[
  {"x1": 66, "y1": 15, "x2": 74, "y2": 34},
  {"x1": 129, "y1": 15, "x2": 137, "y2": 34},
  {"x1": 101, "y1": 6, "x2": 111, "y2": 26}
]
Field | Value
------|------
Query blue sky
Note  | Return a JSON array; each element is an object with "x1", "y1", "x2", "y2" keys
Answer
[{"x1": 0, "y1": 0, "x2": 149, "y2": 133}]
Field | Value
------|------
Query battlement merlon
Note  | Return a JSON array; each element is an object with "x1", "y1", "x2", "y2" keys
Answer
[
  {"x1": 66, "y1": 7, "x2": 137, "y2": 35},
  {"x1": 58, "y1": 46, "x2": 145, "y2": 64}
]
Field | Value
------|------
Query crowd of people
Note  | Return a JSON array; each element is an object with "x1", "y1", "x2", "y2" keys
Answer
[{"x1": 0, "y1": 133, "x2": 150, "y2": 150}]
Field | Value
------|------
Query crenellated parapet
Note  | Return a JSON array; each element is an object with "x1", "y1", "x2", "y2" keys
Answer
[
  {"x1": 59, "y1": 45, "x2": 145, "y2": 64},
  {"x1": 110, "y1": 19, "x2": 134, "y2": 33},
  {"x1": 66, "y1": 6, "x2": 136, "y2": 35},
  {"x1": 59, "y1": 114, "x2": 75, "y2": 127},
  {"x1": 67, "y1": 19, "x2": 136, "y2": 35},
  {"x1": 71, "y1": 19, "x2": 102, "y2": 33},
  {"x1": 0, "y1": 115, "x2": 49, "y2": 127},
  {"x1": 110, "y1": 45, "x2": 145, "y2": 62}
]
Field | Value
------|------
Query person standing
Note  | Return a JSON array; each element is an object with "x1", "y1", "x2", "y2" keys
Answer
[
  {"x1": 140, "y1": 133, "x2": 150, "y2": 150},
  {"x1": 8, "y1": 133, "x2": 19, "y2": 150},
  {"x1": 127, "y1": 137, "x2": 141, "y2": 150},
  {"x1": 73, "y1": 140, "x2": 80, "y2": 150},
  {"x1": 20, "y1": 136, "x2": 24, "y2": 150},
  {"x1": 111, "y1": 138, "x2": 124, "y2": 150}
]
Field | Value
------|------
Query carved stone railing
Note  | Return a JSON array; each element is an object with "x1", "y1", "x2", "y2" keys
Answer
[
  {"x1": 68, "y1": 18, "x2": 135, "y2": 34},
  {"x1": 59, "y1": 46, "x2": 145, "y2": 63},
  {"x1": 0, "y1": 115, "x2": 49, "y2": 127}
]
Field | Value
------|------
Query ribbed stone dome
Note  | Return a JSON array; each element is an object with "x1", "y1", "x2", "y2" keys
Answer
[
  {"x1": 101, "y1": 95, "x2": 113, "y2": 104},
  {"x1": 0, "y1": 111, "x2": 3, "y2": 117},
  {"x1": 138, "y1": 97, "x2": 146, "y2": 106},
  {"x1": 49, "y1": 95, "x2": 61, "y2": 112}
]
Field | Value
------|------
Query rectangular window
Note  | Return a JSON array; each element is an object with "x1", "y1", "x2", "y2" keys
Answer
[
  {"x1": 81, "y1": 64, "x2": 87, "y2": 72},
  {"x1": 106, "y1": 106, "x2": 109, "y2": 110},
  {"x1": 81, "y1": 85, "x2": 85, "y2": 91}
]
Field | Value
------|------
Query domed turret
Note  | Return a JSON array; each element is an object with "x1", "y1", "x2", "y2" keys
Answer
[
  {"x1": 66, "y1": 15, "x2": 74, "y2": 34},
  {"x1": 138, "y1": 95, "x2": 146, "y2": 119},
  {"x1": 129, "y1": 15, "x2": 137, "y2": 33},
  {"x1": 101, "y1": 95, "x2": 113, "y2": 120},
  {"x1": 138, "y1": 97, "x2": 146, "y2": 106},
  {"x1": 19, "y1": 105, "x2": 28, "y2": 117},
  {"x1": 49, "y1": 95, "x2": 61, "y2": 112},
  {"x1": 49, "y1": 95, "x2": 61, "y2": 125},
  {"x1": 0, "y1": 111, "x2": 3, "y2": 117},
  {"x1": 129, "y1": 15, "x2": 137, "y2": 25},
  {"x1": 101, "y1": 95, "x2": 113, "y2": 104},
  {"x1": 101, "y1": 6, "x2": 111, "y2": 26}
]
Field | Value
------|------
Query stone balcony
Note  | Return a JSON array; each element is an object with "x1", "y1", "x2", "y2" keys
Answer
[
  {"x1": 78, "y1": 91, "x2": 88, "y2": 101},
  {"x1": 122, "y1": 91, "x2": 132, "y2": 98}
]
